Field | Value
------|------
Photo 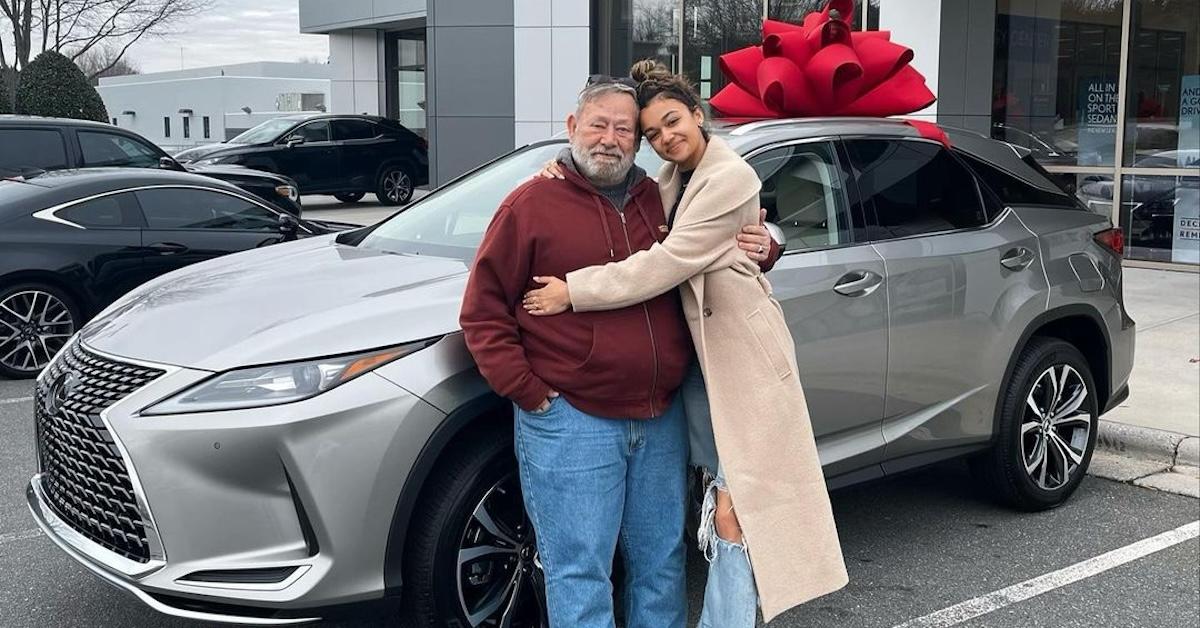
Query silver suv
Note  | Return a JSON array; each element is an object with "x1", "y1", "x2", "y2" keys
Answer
[{"x1": 26, "y1": 119, "x2": 1135, "y2": 626}]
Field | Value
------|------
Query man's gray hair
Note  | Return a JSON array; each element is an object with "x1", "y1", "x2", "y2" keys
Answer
[{"x1": 575, "y1": 82, "x2": 638, "y2": 118}]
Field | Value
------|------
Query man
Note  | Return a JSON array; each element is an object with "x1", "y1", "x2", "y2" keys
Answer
[{"x1": 460, "y1": 77, "x2": 777, "y2": 628}]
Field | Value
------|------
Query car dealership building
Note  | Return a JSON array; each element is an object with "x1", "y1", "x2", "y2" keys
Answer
[{"x1": 298, "y1": 0, "x2": 1198, "y2": 267}]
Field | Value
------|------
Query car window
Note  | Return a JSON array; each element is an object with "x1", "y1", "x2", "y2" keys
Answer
[
  {"x1": 749, "y1": 142, "x2": 853, "y2": 250},
  {"x1": 57, "y1": 193, "x2": 142, "y2": 228},
  {"x1": 360, "y1": 143, "x2": 664, "y2": 259},
  {"x1": 845, "y1": 139, "x2": 989, "y2": 240},
  {"x1": 0, "y1": 129, "x2": 70, "y2": 171},
  {"x1": 333, "y1": 120, "x2": 378, "y2": 141},
  {"x1": 78, "y1": 131, "x2": 162, "y2": 168},
  {"x1": 136, "y1": 188, "x2": 279, "y2": 231},
  {"x1": 290, "y1": 121, "x2": 331, "y2": 143},
  {"x1": 957, "y1": 151, "x2": 1082, "y2": 210}
]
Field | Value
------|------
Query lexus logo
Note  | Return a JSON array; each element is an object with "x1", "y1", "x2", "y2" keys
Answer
[{"x1": 44, "y1": 371, "x2": 81, "y2": 416}]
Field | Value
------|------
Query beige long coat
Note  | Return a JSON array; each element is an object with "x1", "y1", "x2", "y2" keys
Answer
[{"x1": 565, "y1": 136, "x2": 848, "y2": 621}]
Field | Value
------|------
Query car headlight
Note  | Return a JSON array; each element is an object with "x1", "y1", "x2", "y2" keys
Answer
[
  {"x1": 141, "y1": 339, "x2": 439, "y2": 415},
  {"x1": 275, "y1": 184, "x2": 299, "y2": 201}
]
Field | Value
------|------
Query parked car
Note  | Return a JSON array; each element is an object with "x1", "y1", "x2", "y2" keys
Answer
[
  {"x1": 0, "y1": 115, "x2": 303, "y2": 216},
  {"x1": 0, "y1": 168, "x2": 357, "y2": 378},
  {"x1": 174, "y1": 113, "x2": 430, "y2": 206},
  {"x1": 25, "y1": 119, "x2": 1134, "y2": 626}
]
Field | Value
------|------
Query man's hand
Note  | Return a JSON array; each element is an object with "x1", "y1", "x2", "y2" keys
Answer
[
  {"x1": 535, "y1": 390, "x2": 560, "y2": 413},
  {"x1": 738, "y1": 208, "x2": 773, "y2": 264}
]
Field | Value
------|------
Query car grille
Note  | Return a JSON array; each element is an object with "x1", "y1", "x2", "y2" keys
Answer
[{"x1": 35, "y1": 340, "x2": 165, "y2": 563}]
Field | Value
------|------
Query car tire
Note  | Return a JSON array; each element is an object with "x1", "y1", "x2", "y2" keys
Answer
[
  {"x1": 972, "y1": 337, "x2": 1099, "y2": 511},
  {"x1": 333, "y1": 192, "x2": 365, "y2": 204},
  {"x1": 400, "y1": 429, "x2": 548, "y2": 628},
  {"x1": 376, "y1": 165, "x2": 415, "y2": 206},
  {"x1": 0, "y1": 283, "x2": 80, "y2": 379}
]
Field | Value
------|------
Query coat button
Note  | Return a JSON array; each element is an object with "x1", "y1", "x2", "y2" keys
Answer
[{"x1": 702, "y1": 307, "x2": 712, "y2": 317}]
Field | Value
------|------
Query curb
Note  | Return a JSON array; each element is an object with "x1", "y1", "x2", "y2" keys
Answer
[{"x1": 1096, "y1": 420, "x2": 1198, "y2": 468}]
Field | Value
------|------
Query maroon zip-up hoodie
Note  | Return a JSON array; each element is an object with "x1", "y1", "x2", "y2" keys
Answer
[{"x1": 460, "y1": 153, "x2": 692, "y2": 419}]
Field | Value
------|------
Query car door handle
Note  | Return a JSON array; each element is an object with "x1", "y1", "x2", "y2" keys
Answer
[
  {"x1": 147, "y1": 242, "x2": 188, "y2": 255},
  {"x1": 1000, "y1": 247, "x2": 1035, "y2": 271},
  {"x1": 833, "y1": 270, "x2": 883, "y2": 297}
]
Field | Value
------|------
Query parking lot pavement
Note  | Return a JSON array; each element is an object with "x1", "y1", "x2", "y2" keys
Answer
[
  {"x1": 303, "y1": 192, "x2": 430, "y2": 227},
  {"x1": 1, "y1": 380, "x2": 1196, "y2": 628}
]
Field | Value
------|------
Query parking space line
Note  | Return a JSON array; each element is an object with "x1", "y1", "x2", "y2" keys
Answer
[
  {"x1": 891, "y1": 520, "x2": 1200, "y2": 628},
  {"x1": 0, "y1": 396, "x2": 34, "y2": 406},
  {"x1": 0, "y1": 529, "x2": 43, "y2": 545}
]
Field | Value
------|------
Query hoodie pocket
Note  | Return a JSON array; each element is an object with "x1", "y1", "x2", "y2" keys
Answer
[{"x1": 745, "y1": 308, "x2": 793, "y2": 381}]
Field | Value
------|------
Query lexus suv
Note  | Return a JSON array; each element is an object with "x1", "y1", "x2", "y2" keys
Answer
[
  {"x1": 173, "y1": 114, "x2": 430, "y2": 206},
  {"x1": 26, "y1": 118, "x2": 1135, "y2": 626}
]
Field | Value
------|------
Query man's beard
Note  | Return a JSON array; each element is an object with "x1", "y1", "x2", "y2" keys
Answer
[{"x1": 571, "y1": 143, "x2": 635, "y2": 187}]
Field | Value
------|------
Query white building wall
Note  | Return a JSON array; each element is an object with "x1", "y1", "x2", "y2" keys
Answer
[
  {"x1": 98, "y1": 65, "x2": 330, "y2": 151},
  {"x1": 878, "y1": 0, "x2": 941, "y2": 119},
  {"x1": 328, "y1": 29, "x2": 385, "y2": 115},
  {"x1": 513, "y1": 0, "x2": 590, "y2": 147}
]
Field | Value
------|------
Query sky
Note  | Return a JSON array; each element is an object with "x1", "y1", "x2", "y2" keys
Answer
[{"x1": 127, "y1": 0, "x2": 329, "y2": 73}]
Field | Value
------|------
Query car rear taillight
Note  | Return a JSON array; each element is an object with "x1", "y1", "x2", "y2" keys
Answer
[{"x1": 1094, "y1": 228, "x2": 1124, "y2": 257}]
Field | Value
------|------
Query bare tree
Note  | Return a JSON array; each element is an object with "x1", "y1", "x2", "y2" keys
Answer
[
  {"x1": 633, "y1": 0, "x2": 676, "y2": 44},
  {"x1": 1, "y1": 0, "x2": 211, "y2": 79},
  {"x1": 75, "y1": 44, "x2": 137, "y2": 83}
]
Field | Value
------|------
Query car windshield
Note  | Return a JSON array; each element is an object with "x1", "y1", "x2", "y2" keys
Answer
[
  {"x1": 358, "y1": 142, "x2": 666, "y2": 260},
  {"x1": 229, "y1": 118, "x2": 304, "y2": 144}
]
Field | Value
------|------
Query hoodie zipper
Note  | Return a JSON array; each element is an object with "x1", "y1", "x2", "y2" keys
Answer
[{"x1": 606, "y1": 198, "x2": 660, "y2": 418}]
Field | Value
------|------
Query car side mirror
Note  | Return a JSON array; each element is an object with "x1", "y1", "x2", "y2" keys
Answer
[
  {"x1": 285, "y1": 135, "x2": 306, "y2": 148},
  {"x1": 159, "y1": 156, "x2": 185, "y2": 171},
  {"x1": 279, "y1": 214, "x2": 299, "y2": 240}
]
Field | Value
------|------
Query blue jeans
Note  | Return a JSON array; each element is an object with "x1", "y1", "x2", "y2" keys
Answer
[
  {"x1": 683, "y1": 362, "x2": 760, "y2": 628},
  {"x1": 514, "y1": 395, "x2": 688, "y2": 628}
]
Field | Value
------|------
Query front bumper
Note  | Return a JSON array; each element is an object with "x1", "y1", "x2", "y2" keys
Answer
[{"x1": 26, "y1": 341, "x2": 448, "y2": 624}]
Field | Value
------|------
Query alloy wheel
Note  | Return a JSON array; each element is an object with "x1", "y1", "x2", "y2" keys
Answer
[
  {"x1": 456, "y1": 471, "x2": 547, "y2": 627},
  {"x1": 1021, "y1": 364, "x2": 1092, "y2": 491},
  {"x1": 0, "y1": 290, "x2": 75, "y2": 374},
  {"x1": 384, "y1": 170, "x2": 414, "y2": 204}
]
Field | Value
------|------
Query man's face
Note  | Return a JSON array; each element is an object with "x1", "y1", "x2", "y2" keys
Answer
[{"x1": 567, "y1": 91, "x2": 639, "y2": 186}]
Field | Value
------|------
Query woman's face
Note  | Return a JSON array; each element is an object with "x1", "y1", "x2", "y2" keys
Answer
[{"x1": 640, "y1": 95, "x2": 706, "y2": 168}]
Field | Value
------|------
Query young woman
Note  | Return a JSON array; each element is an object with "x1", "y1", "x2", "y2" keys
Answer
[{"x1": 522, "y1": 61, "x2": 848, "y2": 626}]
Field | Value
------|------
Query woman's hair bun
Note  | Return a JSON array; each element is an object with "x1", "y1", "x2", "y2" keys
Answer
[{"x1": 630, "y1": 59, "x2": 671, "y2": 83}]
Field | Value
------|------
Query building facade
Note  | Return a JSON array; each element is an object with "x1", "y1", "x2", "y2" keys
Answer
[
  {"x1": 300, "y1": 0, "x2": 1198, "y2": 267},
  {"x1": 97, "y1": 62, "x2": 331, "y2": 152}
]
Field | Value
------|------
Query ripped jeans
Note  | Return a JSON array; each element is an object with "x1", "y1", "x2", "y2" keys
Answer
[{"x1": 681, "y1": 361, "x2": 759, "y2": 628}]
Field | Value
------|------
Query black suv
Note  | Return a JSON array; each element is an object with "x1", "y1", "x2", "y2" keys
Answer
[
  {"x1": 175, "y1": 114, "x2": 430, "y2": 206},
  {"x1": 0, "y1": 116, "x2": 303, "y2": 216}
]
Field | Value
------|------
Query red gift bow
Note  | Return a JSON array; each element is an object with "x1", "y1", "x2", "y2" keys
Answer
[{"x1": 709, "y1": 0, "x2": 936, "y2": 119}]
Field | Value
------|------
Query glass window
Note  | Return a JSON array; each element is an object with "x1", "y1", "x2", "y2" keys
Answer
[
  {"x1": 1123, "y1": 0, "x2": 1200, "y2": 168},
  {"x1": 333, "y1": 119, "x2": 378, "y2": 141},
  {"x1": 748, "y1": 141, "x2": 854, "y2": 249},
  {"x1": 78, "y1": 131, "x2": 163, "y2": 168},
  {"x1": 137, "y1": 188, "x2": 279, "y2": 231},
  {"x1": 633, "y1": 0, "x2": 680, "y2": 71},
  {"x1": 992, "y1": 0, "x2": 1124, "y2": 167},
  {"x1": 958, "y1": 151, "x2": 1082, "y2": 209},
  {"x1": 386, "y1": 29, "x2": 427, "y2": 139},
  {"x1": 1120, "y1": 174, "x2": 1199, "y2": 263},
  {"x1": 230, "y1": 118, "x2": 298, "y2": 144},
  {"x1": 183, "y1": 117, "x2": 191, "y2": 139},
  {"x1": 0, "y1": 129, "x2": 69, "y2": 171},
  {"x1": 683, "y1": 0, "x2": 763, "y2": 104},
  {"x1": 290, "y1": 120, "x2": 330, "y2": 143},
  {"x1": 846, "y1": 139, "x2": 990, "y2": 239},
  {"x1": 58, "y1": 194, "x2": 140, "y2": 228},
  {"x1": 360, "y1": 143, "x2": 665, "y2": 259},
  {"x1": 164, "y1": 116, "x2": 171, "y2": 138},
  {"x1": 203, "y1": 116, "x2": 211, "y2": 139}
]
